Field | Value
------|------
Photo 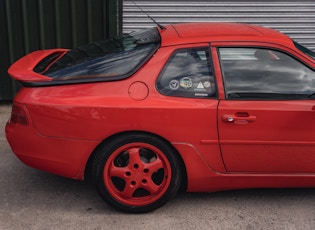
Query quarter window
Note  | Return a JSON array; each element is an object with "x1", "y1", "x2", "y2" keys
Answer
[
  {"x1": 156, "y1": 47, "x2": 216, "y2": 98},
  {"x1": 219, "y1": 48, "x2": 315, "y2": 99}
]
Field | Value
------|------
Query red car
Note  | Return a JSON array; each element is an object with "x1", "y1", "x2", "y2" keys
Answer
[{"x1": 5, "y1": 22, "x2": 315, "y2": 213}]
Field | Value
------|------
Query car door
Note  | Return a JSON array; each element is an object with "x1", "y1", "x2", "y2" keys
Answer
[{"x1": 216, "y1": 46, "x2": 315, "y2": 173}]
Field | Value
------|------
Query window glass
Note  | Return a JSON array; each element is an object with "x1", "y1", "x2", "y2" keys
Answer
[
  {"x1": 156, "y1": 47, "x2": 216, "y2": 98},
  {"x1": 219, "y1": 47, "x2": 315, "y2": 99},
  {"x1": 37, "y1": 28, "x2": 160, "y2": 80}
]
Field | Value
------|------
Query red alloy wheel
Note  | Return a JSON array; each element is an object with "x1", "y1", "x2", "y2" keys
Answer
[
  {"x1": 94, "y1": 133, "x2": 182, "y2": 213},
  {"x1": 103, "y1": 143, "x2": 172, "y2": 206}
]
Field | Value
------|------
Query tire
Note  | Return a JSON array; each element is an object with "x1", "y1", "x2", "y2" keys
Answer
[{"x1": 92, "y1": 133, "x2": 182, "y2": 213}]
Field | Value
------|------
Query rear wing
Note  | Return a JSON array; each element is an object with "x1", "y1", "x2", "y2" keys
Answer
[{"x1": 8, "y1": 49, "x2": 68, "y2": 83}]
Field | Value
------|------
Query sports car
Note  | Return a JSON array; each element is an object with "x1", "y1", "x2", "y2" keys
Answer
[{"x1": 5, "y1": 22, "x2": 315, "y2": 213}]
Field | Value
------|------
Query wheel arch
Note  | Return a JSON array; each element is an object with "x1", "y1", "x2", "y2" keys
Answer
[{"x1": 84, "y1": 130, "x2": 188, "y2": 191}]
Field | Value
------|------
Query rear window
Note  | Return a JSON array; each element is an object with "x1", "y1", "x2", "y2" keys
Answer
[{"x1": 39, "y1": 28, "x2": 160, "y2": 81}]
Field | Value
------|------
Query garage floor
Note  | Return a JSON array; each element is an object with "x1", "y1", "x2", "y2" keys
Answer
[{"x1": 1, "y1": 104, "x2": 315, "y2": 230}]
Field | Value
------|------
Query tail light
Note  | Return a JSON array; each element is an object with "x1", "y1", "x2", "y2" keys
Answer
[{"x1": 10, "y1": 103, "x2": 29, "y2": 125}]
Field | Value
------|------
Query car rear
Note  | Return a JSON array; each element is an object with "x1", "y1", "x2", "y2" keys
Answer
[{"x1": 5, "y1": 27, "x2": 161, "y2": 179}]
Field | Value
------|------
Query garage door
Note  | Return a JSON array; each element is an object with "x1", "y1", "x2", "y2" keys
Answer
[{"x1": 123, "y1": 0, "x2": 315, "y2": 50}]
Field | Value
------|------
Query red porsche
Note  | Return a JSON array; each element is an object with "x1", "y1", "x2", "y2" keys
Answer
[{"x1": 5, "y1": 22, "x2": 315, "y2": 213}]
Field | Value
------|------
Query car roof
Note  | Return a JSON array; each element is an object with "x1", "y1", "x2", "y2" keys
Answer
[{"x1": 159, "y1": 22, "x2": 293, "y2": 47}]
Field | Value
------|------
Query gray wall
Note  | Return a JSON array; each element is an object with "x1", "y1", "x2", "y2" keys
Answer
[
  {"x1": 123, "y1": 0, "x2": 315, "y2": 50},
  {"x1": 0, "y1": 0, "x2": 120, "y2": 101}
]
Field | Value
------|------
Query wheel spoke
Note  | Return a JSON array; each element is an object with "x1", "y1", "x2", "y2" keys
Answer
[
  {"x1": 127, "y1": 147, "x2": 143, "y2": 166},
  {"x1": 122, "y1": 181, "x2": 139, "y2": 198},
  {"x1": 147, "y1": 157, "x2": 164, "y2": 173},
  {"x1": 109, "y1": 164, "x2": 128, "y2": 178},
  {"x1": 144, "y1": 179, "x2": 161, "y2": 194}
]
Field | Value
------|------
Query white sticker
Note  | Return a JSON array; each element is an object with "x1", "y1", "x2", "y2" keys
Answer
[
  {"x1": 180, "y1": 77, "x2": 193, "y2": 89},
  {"x1": 197, "y1": 82, "x2": 204, "y2": 89},
  {"x1": 195, "y1": 93, "x2": 208, "y2": 97},
  {"x1": 203, "y1": 81, "x2": 211, "y2": 88}
]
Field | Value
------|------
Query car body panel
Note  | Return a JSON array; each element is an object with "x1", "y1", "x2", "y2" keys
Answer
[
  {"x1": 210, "y1": 41, "x2": 315, "y2": 173},
  {"x1": 5, "y1": 111, "x2": 98, "y2": 179},
  {"x1": 5, "y1": 22, "x2": 315, "y2": 194},
  {"x1": 218, "y1": 100, "x2": 315, "y2": 173}
]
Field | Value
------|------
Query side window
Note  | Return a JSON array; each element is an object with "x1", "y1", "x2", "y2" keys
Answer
[
  {"x1": 156, "y1": 47, "x2": 216, "y2": 98},
  {"x1": 219, "y1": 47, "x2": 315, "y2": 99}
]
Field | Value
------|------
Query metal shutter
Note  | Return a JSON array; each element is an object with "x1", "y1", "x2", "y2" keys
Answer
[{"x1": 123, "y1": 0, "x2": 315, "y2": 50}]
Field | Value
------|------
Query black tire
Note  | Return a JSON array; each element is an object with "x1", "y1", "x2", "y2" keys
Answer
[{"x1": 92, "y1": 133, "x2": 182, "y2": 213}]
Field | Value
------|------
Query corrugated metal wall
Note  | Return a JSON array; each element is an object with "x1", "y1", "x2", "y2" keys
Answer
[
  {"x1": 0, "y1": 0, "x2": 119, "y2": 101},
  {"x1": 123, "y1": 0, "x2": 315, "y2": 50}
]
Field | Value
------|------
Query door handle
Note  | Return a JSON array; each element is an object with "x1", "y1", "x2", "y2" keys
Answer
[{"x1": 222, "y1": 113, "x2": 256, "y2": 124}]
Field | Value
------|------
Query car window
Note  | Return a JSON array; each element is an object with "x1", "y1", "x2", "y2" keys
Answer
[
  {"x1": 156, "y1": 47, "x2": 216, "y2": 98},
  {"x1": 219, "y1": 47, "x2": 315, "y2": 99},
  {"x1": 36, "y1": 28, "x2": 160, "y2": 80}
]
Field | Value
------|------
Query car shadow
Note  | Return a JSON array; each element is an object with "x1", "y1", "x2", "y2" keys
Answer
[{"x1": 4, "y1": 163, "x2": 315, "y2": 215}]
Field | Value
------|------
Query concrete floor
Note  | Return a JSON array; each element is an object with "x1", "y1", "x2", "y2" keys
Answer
[{"x1": 1, "y1": 104, "x2": 315, "y2": 230}]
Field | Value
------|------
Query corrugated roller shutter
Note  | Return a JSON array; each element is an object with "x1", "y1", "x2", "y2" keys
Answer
[{"x1": 123, "y1": 0, "x2": 315, "y2": 50}]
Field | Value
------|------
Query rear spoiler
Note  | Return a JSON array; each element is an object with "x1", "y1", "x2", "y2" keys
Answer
[{"x1": 8, "y1": 49, "x2": 68, "y2": 83}]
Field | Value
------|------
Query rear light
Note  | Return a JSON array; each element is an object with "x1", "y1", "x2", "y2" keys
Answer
[{"x1": 10, "y1": 103, "x2": 29, "y2": 125}]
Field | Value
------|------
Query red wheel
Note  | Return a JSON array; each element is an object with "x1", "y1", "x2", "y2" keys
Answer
[{"x1": 93, "y1": 134, "x2": 182, "y2": 213}]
